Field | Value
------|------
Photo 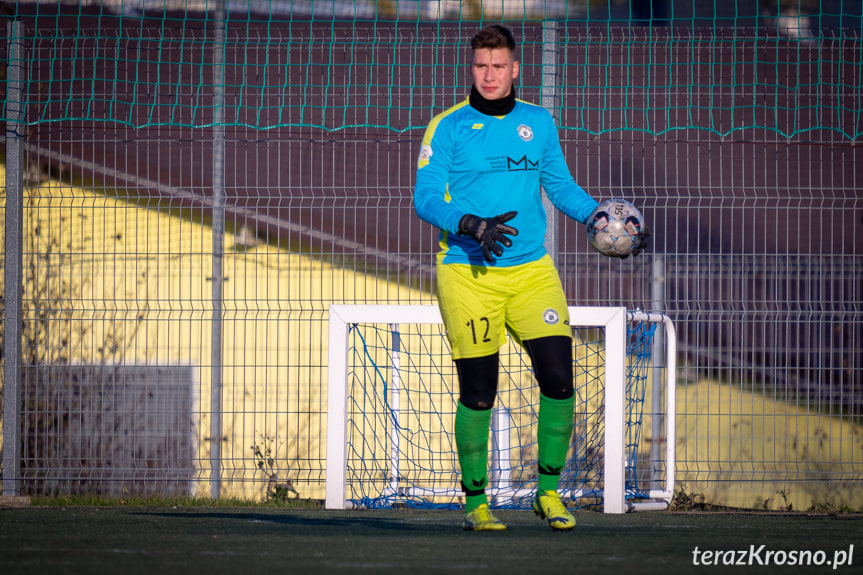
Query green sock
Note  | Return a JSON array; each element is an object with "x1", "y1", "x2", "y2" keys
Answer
[
  {"x1": 537, "y1": 393, "x2": 575, "y2": 494},
  {"x1": 455, "y1": 401, "x2": 491, "y2": 512}
]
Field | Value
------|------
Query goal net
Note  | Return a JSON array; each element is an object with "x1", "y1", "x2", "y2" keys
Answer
[{"x1": 327, "y1": 305, "x2": 676, "y2": 514}]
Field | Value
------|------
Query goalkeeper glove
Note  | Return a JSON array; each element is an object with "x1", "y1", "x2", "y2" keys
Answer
[
  {"x1": 458, "y1": 211, "x2": 519, "y2": 263},
  {"x1": 625, "y1": 227, "x2": 650, "y2": 259}
]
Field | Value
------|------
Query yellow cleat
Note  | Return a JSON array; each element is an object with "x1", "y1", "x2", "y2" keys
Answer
[
  {"x1": 463, "y1": 503, "x2": 507, "y2": 531},
  {"x1": 533, "y1": 490, "x2": 576, "y2": 531}
]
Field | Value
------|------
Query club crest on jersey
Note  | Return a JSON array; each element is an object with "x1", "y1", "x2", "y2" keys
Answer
[
  {"x1": 542, "y1": 308, "x2": 560, "y2": 325},
  {"x1": 517, "y1": 124, "x2": 533, "y2": 142},
  {"x1": 417, "y1": 144, "x2": 433, "y2": 167}
]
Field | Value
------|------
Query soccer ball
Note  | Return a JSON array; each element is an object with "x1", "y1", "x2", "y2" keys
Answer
[{"x1": 586, "y1": 199, "x2": 646, "y2": 258}]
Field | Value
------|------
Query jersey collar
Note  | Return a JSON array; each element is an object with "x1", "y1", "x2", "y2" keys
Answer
[{"x1": 468, "y1": 85, "x2": 517, "y2": 116}]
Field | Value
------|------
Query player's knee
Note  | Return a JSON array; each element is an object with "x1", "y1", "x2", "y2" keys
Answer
[
  {"x1": 537, "y1": 367, "x2": 574, "y2": 400},
  {"x1": 455, "y1": 353, "x2": 499, "y2": 409},
  {"x1": 460, "y1": 400, "x2": 493, "y2": 411},
  {"x1": 524, "y1": 336, "x2": 574, "y2": 400}
]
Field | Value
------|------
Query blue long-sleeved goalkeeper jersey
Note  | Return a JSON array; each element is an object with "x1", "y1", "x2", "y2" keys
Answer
[{"x1": 414, "y1": 97, "x2": 599, "y2": 267}]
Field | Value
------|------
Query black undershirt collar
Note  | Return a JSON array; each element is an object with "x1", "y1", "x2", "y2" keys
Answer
[{"x1": 469, "y1": 85, "x2": 517, "y2": 116}]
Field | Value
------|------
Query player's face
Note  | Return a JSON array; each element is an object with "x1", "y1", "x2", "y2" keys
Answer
[{"x1": 471, "y1": 48, "x2": 519, "y2": 101}]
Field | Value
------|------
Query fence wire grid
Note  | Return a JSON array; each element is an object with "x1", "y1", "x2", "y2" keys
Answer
[{"x1": 1, "y1": 1, "x2": 861, "y2": 509}]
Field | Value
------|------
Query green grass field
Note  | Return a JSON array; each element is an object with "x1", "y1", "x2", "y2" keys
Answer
[{"x1": 1, "y1": 506, "x2": 861, "y2": 574}]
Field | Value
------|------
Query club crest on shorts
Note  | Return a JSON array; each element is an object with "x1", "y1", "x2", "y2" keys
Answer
[
  {"x1": 542, "y1": 308, "x2": 560, "y2": 325},
  {"x1": 517, "y1": 124, "x2": 533, "y2": 142}
]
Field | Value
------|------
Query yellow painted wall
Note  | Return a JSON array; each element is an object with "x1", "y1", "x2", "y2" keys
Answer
[
  {"x1": 676, "y1": 379, "x2": 863, "y2": 510},
  {"x1": 1, "y1": 167, "x2": 434, "y2": 500}
]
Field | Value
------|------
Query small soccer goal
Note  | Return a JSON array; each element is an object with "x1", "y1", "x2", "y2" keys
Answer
[{"x1": 326, "y1": 304, "x2": 676, "y2": 514}]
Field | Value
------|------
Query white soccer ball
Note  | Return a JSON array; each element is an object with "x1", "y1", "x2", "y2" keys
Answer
[{"x1": 586, "y1": 199, "x2": 646, "y2": 258}]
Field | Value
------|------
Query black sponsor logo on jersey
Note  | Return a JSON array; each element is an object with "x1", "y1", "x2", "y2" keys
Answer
[{"x1": 506, "y1": 155, "x2": 539, "y2": 171}]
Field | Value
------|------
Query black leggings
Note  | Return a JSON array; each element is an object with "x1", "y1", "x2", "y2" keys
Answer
[{"x1": 455, "y1": 335, "x2": 574, "y2": 410}]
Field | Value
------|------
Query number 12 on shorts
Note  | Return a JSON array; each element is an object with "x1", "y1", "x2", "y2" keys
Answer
[{"x1": 466, "y1": 317, "x2": 491, "y2": 344}]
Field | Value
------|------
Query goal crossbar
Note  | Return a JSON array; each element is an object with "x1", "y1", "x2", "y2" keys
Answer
[{"x1": 326, "y1": 304, "x2": 676, "y2": 514}]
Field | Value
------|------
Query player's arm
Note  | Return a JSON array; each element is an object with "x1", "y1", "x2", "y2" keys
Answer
[
  {"x1": 413, "y1": 115, "x2": 463, "y2": 234},
  {"x1": 414, "y1": 111, "x2": 519, "y2": 262},
  {"x1": 539, "y1": 115, "x2": 599, "y2": 225}
]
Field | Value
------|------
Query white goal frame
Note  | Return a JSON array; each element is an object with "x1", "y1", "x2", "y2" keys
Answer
[{"x1": 326, "y1": 304, "x2": 676, "y2": 514}]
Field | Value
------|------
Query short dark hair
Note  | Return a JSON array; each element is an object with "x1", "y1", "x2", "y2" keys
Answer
[{"x1": 470, "y1": 25, "x2": 516, "y2": 53}]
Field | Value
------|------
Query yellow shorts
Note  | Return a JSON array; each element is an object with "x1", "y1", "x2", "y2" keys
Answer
[{"x1": 435, "y1": 255, "x2": 572, "y2": 360}]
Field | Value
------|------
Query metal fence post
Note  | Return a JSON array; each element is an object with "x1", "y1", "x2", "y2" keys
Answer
[
  {"x1": 541, "y1": 20, "x2": 560, "y2": 265},
  {"x1": 209, "y1": 1, "x2": 226, "y2": 500},
  {"x1": 3, "y1": 19, "x2": 27, "y2": 497}
]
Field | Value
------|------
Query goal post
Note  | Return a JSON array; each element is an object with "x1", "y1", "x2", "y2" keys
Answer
[{"x1": 326, "y1": 304, "x2": 676, "y2": 514}]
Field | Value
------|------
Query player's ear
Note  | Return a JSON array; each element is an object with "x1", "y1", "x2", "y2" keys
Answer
[{"x1": 512, "y1": 60, "x2": 520, "y2": 80}]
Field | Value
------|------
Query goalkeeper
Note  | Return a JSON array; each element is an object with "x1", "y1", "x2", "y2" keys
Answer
[{"x1": 413, "y1": 24, "x2": 614, "y2": 532}]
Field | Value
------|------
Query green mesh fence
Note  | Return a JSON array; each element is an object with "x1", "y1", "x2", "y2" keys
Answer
[
  {"x1": 2, "y1": 1, "x2": 862, "y2": 506},
  {"x1": 2, "y1": 1, "x2": 861, "y2": 138}
]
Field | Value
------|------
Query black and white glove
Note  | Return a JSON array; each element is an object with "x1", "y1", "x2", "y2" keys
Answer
[
  {"x1": 627, "y1": 227, "x2": 651, "y2": 258},
  {"x1": 458, "y1": 211, "x2": 519, "y2": 263}
]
